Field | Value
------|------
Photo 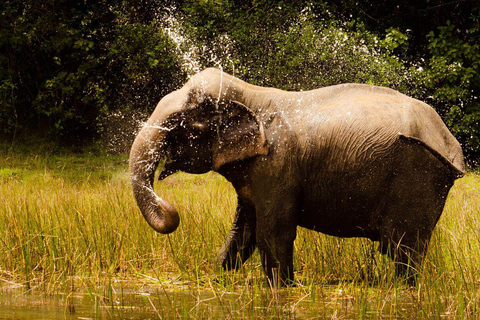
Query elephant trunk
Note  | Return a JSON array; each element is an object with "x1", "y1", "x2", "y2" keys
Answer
[{"x1": 129, "y1": 123, "x2": 179, "y2": 234}]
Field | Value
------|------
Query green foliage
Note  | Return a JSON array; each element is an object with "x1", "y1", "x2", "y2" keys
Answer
[
  {"x1": 424, "y1": 18, "x2": 480, "y2": 160},
  {"x1": 0, "y1": 0, "x2": 185, "y2": 143},
  {"x1": 181, "y1": 3, "x2": 408, "y2": 89},
  {"x1": 0, "y1": 79, "x2": 18, "y2": 137},
  {"x1": 381, "y1": 27, "x2": 409, "y2": 53}
]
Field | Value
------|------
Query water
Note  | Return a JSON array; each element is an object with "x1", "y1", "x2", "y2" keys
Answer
[
  {"x1": 0, "y1": 288, "x2": 160, "y2": 320},
  {"x1": 0, "y1": 288, "x2": 309, "y2": 319},
  {"x1": 0, "y1": 283, "x2": 421, "y2": 319},
  {"x1": 0, "y1": 287, "x2": 198, "y2": 320},
  {"x1": 159, "y1": 7, "x2": 237, "y2": 78}
]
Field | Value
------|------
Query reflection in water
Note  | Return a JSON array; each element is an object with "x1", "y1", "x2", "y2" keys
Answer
[{"x1": 0, "y1": 283, "x2": 418, "y2": 319}]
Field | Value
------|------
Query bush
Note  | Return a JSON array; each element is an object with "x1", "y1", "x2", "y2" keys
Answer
[
  {"x1": 423, "y1": 19, "x2": 480, "y2": 163},
  {"x1": 0, "y1": 0, "x2": 186, "y2": 144}
]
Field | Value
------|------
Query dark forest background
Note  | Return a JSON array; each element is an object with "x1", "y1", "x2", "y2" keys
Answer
[{"x1": 1, "y1": 1, "x2": 479, "y2": 164}]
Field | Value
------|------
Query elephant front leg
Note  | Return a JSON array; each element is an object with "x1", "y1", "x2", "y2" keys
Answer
[
  {"x1": 219, "y1": 199, "x2": 256, "y2": 270},
  {"x1": 258, "y1": 232, "x2": 296, "y2": 286},
  {"x1": 256, "y1": 199, "x2": 298, "y2": 286}
]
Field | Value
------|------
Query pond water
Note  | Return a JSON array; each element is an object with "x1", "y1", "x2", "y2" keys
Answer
[
  {"x1": 1, "y1": 286, "x2": 214, "y2": 320},
  {"x1": 0, "y1": 287, "x2": 162, "y2": 320},
  {"x1": 0, "y1": 283, "x2": 419, "y2": 319}
]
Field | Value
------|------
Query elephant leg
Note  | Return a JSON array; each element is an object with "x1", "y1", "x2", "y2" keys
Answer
[
  {"x1": 379, "y1": 162, "x2": 452, "y2": 283},
  {"x1": 380, "y1": 197, "x2": 448, "y2": 284},
  {"x1": 255, "y1": 195, "x2": 298, "y2": 286},
  {"x1": 380, "y1": 233, "x2": 430, "y2": 282},
  {"x1": 219, "y1": 198, "x2": 256, "y2": 270}
]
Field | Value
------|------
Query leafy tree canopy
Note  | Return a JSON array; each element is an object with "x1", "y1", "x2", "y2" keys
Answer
[{"x1": 1, "y1": 0, "x2": 479, "y2": 163}]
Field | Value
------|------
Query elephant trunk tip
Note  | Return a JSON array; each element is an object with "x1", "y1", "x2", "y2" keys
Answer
[
  {"x1": 154, "y1": 196, "x2": 180, "y2": 234},
  {"x1": 138, "y1": 192, "x2": 180, "y2": 234},
  {"x1": 130, "y1": 175, "x2": 180, "y2": 234}
]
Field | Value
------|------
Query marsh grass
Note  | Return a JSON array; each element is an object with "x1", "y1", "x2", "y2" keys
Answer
[{"x1": 1, "y1": 146, "x2": 480, "y2": 318}]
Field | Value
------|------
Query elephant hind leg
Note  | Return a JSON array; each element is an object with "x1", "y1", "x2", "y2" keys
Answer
[
  {"x1": 219, "y1": 199, "x2": 256, "y2": 270},
  {"x1": 379, "y1": 232, "x2": 431, "y2": 283},
  {"x1": 378, "y1": 157, "x2": 452, "y2": 283},
  {"x1": 379, "y1": 187, "x2": 450, "y2": 284}
]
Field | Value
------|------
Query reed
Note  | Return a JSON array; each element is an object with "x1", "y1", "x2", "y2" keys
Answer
[{"x1": 1, "y1": 148, "x2": 479, "y2": 317}]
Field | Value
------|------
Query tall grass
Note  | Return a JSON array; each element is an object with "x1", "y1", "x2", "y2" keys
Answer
[{"x1": 1, "y1": 147, "x2": 480, "y2": 317}]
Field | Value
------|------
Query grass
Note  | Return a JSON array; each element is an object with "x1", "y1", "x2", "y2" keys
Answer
[{"x1": 1, "y1": 144, "x2": 480, "y2": 318}]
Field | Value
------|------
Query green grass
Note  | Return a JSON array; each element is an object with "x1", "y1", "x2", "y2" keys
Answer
[{"x1": 1, "y1": 145, "x2": 480, "y2": 318}]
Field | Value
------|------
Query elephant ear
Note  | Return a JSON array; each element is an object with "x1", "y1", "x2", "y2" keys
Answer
[{"x1": 213, "y1": 101, "x2": 269, "y2": 170}]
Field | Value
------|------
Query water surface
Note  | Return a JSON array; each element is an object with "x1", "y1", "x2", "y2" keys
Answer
[{"x1": 0, "y1": 282, "x2": 420, "y2": 319}]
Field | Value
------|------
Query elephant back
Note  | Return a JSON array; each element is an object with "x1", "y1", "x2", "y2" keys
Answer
[{"x1": 299, "y1": 83, "x2": 465, "y2": 178}]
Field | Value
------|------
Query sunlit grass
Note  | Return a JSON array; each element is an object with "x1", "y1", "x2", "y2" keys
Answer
[{"x1": 1, "y1": 146, "x2": 479, "y2": 318}]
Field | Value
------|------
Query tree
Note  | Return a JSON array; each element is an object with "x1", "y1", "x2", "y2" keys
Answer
[{"x1": 0, "y1": 0, "x2": 185, "y2": 144}]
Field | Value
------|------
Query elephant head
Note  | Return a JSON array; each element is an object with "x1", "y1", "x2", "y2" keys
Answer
[{"x1": 129, "y1": 69, "x2": 269, "y2": 234}]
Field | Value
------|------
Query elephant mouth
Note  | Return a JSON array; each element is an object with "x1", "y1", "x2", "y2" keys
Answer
[
  {"x1": 158, "y1": 167, "x2": 177, "y2": 180},
  {"x1": 158, "y1": 159, "x2": 179, "y2": 180}
]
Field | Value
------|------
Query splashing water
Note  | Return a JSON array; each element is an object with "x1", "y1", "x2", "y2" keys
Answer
[
  {"x1": 158, "y1": 7, "x2": 242, "y2": 121},
  {"x1": 160, "y1": 8, "x2": 202, "y2": 77},
  {"x1": 100, "y1": 110, "x2": 148, "y2": 153},
  {"x1": 158, "y1": 8, "x2": 236, "y2": 79}
]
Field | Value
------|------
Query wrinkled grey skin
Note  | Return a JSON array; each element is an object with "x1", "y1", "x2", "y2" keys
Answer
[{"x1": 129, "y1": 68, "x2": 465, "y2": 285}]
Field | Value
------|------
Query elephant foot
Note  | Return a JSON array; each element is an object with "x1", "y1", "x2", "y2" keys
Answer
[
  {"x1": 263, "y1": 265, "x2": 296, "y2": 287},
  {"x1": 378, "y1": 238, "x2": 424, "y2": 286},
  {"x1": 219, "y1": 236, "x2": 256, "y2": 271},
  {"x1": 219, "y1": 244, "x2": 242, "y2": 270}
]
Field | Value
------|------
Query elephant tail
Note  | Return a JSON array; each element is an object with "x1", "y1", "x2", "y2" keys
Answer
[{"x1": 399, "y1": 134, "x2": 465, "y2": 179}]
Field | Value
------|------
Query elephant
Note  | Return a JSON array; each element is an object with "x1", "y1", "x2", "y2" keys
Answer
[{"x1": 129, "y1": 68, "x2": 465, "y2": 285}]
